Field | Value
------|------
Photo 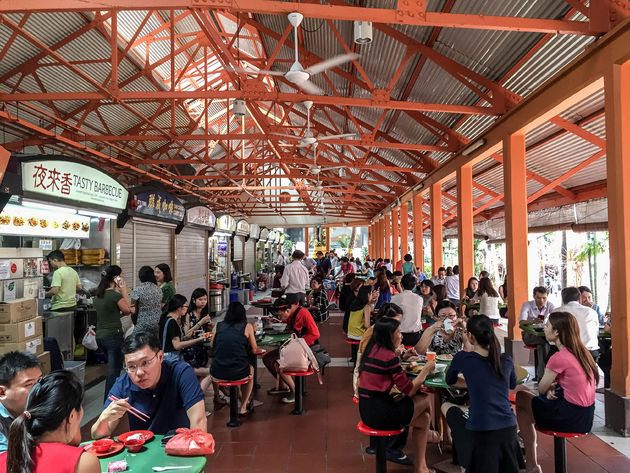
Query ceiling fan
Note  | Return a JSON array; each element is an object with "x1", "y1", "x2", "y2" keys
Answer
[
  {"x1": 274, "y1": 101, "x2": 355, "y2": 148},
  {"x1": 294, "y1": 142, "x2": 340, "y2": 175},
  {"x1": 231, "y1": 12, "x2": 358, "y2": 95}
]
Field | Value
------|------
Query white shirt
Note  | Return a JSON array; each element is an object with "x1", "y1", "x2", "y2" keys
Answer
[
  {"x1": 303, "y1": 257, "x2": 317, "y2": 272},
  {"x1": 519, "y1": 300, "x2": 555, "y2": 321},
  {"x1": 551, "y1": 301, "x2": 599, "y2": 351},
  {"x1": 478, "y1": 293, "x2": 500, "y2": 318},
  {"x1": 276, "y1": 254, "x2": 285, "y2": 266},
  {"x1": 431, "y1": 276, "x2": 446, "y2": 286},
  {"x1": 280, "y1": 260, "x2": 310, "y2": 294},
  {"x1": 391, "y1": 290, "x2": 424, "y2": 333},
  {"x1": 444, "y1": 275, "x2": 460, "y2": 300},
  {"x1": 384, "y1": 263, "x2": 393, "y2": 272}
]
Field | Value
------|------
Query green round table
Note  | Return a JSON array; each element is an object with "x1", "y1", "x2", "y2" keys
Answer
[
  {"x1": 257, "y1": 332, "x2": 291, "y2": 346},
  {"x1": 408, "y1": 361, "x2": 529, "y2": 389},
  {"x1": 90, "y1": 435, "x2": 206, "y2": 473},
  {"x1": 520, "y1": 323, "x2": 610, "y2": 339}
]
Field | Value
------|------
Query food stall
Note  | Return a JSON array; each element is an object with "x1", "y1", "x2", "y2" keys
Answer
[
  {"x1": 0, "y1": 155, "x2": 129, "y2": 362},
  {"x1": 247, "y1": 223, "x2": 260, "y2": 279},
  {"x1": 267, "y1": 230, "x2": 277, "y2": 269},
  {"x1": 117, "y1": 189, "x2": 184, "y2": 287},
  {"x1": 210, "y1": 214, "x2": 235, "y2": 311},
  {"x1": 176, "y1": 206, "x2": 215, "y2": 300}
]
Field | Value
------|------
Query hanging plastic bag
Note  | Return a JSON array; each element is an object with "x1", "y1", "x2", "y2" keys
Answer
[
  {"x1": 82, "y1": 325, "x2": 98, "y2": 351},
  {"x1": 165, "y1": 428, "x2": 215, "y2": 456}
]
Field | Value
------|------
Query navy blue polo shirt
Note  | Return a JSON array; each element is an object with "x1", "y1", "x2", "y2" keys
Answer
[{"x1": 104, "y1": 359, "x2": 204, "y2": 434}]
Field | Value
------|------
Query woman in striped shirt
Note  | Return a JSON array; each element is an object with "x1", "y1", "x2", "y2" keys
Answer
[{"x1": 358, "y1": 318, "x2": 439, "y2": 473}]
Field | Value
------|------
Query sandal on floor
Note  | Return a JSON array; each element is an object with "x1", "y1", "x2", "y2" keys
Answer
[{"x1": 386, "y1": 454, "x2": 413, "y2": 466}]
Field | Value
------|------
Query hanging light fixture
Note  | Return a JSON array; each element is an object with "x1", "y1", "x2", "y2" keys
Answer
[
  {"x1": 233, "y1": 98, "x2": 247, "y2": 117},
  {"x1": 354, "y1": 21, "x2": 372, "y2": 44}
]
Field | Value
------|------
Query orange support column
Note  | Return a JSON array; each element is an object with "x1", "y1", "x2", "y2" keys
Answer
[
  {"x1": 379, "y1": 217, "x2": 385, "y2": 260},
  {"x1": 430, "y1": 183, "x2": 443, "y2": 276},
  {"x1": 400, "y1": 202, "x2": 409, "y2": 259},
  {"x1": 605, "y1": 60, "x2": 630, "y2": 434},
  {"x1": 367, "y1": 225, "x2": 372, "y2": 258},
  {"x1": 503, "y1": 132, "x2": 528, "y2": 365},
  {"x1": 413, "y1": 193, "x2": 424, "y2": 273},
  {"x1": 304, "y1": 227, "x2": 309, "y2": 256},
  {"x1": 384, "y1": 213, "x2": 392, "y2": 261},
  {"x1": 376, "y1": 219, "x2": 382, "y2": 259},
  {"x1": 325, "y1": 226, "x2": 331, "y2": 252},
  {"x1": 392, "y1": 208, "x2": 400, "y2": 268},
  {"x1": 457, "y1": 164, "x2": 474, "y2": 298}
]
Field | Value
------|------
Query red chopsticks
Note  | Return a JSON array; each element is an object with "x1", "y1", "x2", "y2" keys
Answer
[{"x1": 108, "y1": 395, "x2": 150, "y2": 422}]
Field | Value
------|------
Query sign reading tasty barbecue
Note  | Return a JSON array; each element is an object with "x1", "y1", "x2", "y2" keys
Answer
[{"x1": 21, "y1": 160, "x2": 128, "y2": 210}]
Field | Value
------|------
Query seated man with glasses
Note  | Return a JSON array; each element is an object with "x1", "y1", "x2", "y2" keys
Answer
[{"x1": 91, "y1": 330, "x2": 206, "y2": 438}]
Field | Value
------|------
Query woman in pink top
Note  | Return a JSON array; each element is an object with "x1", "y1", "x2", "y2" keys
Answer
[
  {"x1": 515, "y1": 312, "x2": 598, "y2": 473},
  {"x1": 0, "y1": 370, "x2": 100, "y2": 473}
]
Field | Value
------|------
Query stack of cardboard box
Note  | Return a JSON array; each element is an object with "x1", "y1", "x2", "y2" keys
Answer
[{"x1": 0, "y1": 298, "x2": 50, "y2": 375}]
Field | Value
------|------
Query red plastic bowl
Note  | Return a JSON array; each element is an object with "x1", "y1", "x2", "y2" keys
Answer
[
  {"x1": 124, "y1": 438, "x2": 145, "y2": 453},
  {"x1": 92, "y1": 439, "x2": 114, "y2": 453}
]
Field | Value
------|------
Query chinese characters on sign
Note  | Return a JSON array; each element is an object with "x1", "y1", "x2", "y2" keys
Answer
[
  {"x1": 134, "y1": 191, "x2": 185, "y2": 222},
  {"x1": 22, "y1": 160, "x2": 128, "y2": 210},
  {"x1": 186, "y1": 206, "x2": 216, "y2": 228}
]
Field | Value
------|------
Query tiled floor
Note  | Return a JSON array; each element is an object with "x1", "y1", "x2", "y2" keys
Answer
[{"x1": 80, "y1": 307, "x2": 630, "y2": 472}]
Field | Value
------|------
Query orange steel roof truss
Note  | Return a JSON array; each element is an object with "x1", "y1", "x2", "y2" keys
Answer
[{"x1": 0, "y1": 1, "x2": 627, "y2": 222}]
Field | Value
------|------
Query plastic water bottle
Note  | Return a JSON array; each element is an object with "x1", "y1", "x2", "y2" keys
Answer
[{"x1": 255, "y1": 316, "x2": 263, "y2": 337}]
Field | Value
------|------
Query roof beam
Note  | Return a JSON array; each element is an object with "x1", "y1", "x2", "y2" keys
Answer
[{"x1": 1, "y1": 1, "x2": 605, "y2": 35}]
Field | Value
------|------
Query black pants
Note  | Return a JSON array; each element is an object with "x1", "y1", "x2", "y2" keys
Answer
[{"x1": 598, "y1": 338, "x2": 612, "y2": 388}]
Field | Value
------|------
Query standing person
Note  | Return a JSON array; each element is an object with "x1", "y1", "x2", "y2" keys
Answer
[
  {"x1": 499, "y1": 277, "x2": 508, "y2": 301},
  {"x1": 401, "y1": 254, "x2": 414, "y2": 276},
  {"x1": 338, "y1": 273, "x2": 357, "y2": 314},
  {"x1": 210, "y1": 302, "x2": 258, "y2": 416},
  {"x1": 306, "y1": 276, "x2": 330, "y2": 323},
  {"x1": 303, "y1": 255, "x2": 318, "y2": 275},
  {"x1": 0, "y1": 352, "x2": 42, "y2": 453},
  {"x1": 391, "y1": 274, "x2": 424, "y2": 347},
  {"x1": 0, "y1": 371, "x2": 101, "y2": 473},
  {"x1": 444, "y1": 315, "x2": 523, "y2": 473},
  {"x1": 551, "y1": 287, "x2": 600, "y2": 361},
  {"x1": 315, "y1": 251, "x2": 332, "y2": 278},
  {"x1": 358, "y1": 318, "x2": 438, "y2": 473},
  {"x1": 516, "y1": 312, "x2": 598, "y2": 473},
  {"x1": 445, "y1": 265, "x2": 460, "y2": 306},
  {"x1": 181, "y1": 288, "x2": 213, "y2": 371},
  {"x1": 383, "y1": 258, "x2": 393, "y2": 272},
  {"x1": 339, "y1": 257, "x2": 354, "y2": 277},
  {"x1": 158, "y1": 295, "x2": 205, "y2": 362},
  {"x1": 130, "y1": 266, "x2": 163, "y2": 334},
  {"x1": 92, "y1": 331, "x2": 206, "y2": 437},
  {"x1": 476, "y1": 277, "x2": 501, "y2": 325},
  {"x1": 430, "y1": 267, "x2": 446, "y2": 286},
  {"x1": 45, "y1": 250, "x2": 82, "y2": 312},
  {"x1": 280, "y1": 250, "x2": 310, "y2": 306},
  {"x1": 276, "y1": 251, "x2": 285, "y2": 266},
  {"x1": 263, "y1": 295, "x2": 320, "y2": 403},
  {"x1": 578, "y1": 286, "x2": 604, "y2": 324},
  {"x1": 93, "y1": 265, "x2": 131, "y2": 401},
  {"x1": 155, "y1": 263, "x2": 175, "y2": 308},
  {"x1": 329, "y1": 251, "x2": 339, "y2": 275}
]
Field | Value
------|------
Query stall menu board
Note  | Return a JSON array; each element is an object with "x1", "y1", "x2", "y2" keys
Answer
[
  {"x1": 0, "y1": 204, "x2": 91, "y2": 239},
  {"x1": 134, "y1": 191, "x2": 185, "y2": 222},
  {"x1": 22, "y1": 160, "x2": 128, "y2": 210},
  {"x1": 236, "y1": 219, "x2": 250, "y2": 236},
  {"x1": 216, "y1": 214, "x2": 236, "y2": 232},
  {"x1": 186, "y1": 206, "x2": 215, "y2": 228},
  {"x1": 259, "y1": 228, "x2": 269, "y2": 241}
]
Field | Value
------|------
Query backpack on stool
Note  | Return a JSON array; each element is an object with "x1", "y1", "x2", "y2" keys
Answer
[{"x1": 277, "y1": 333, "x2": 323, "y2": 387}]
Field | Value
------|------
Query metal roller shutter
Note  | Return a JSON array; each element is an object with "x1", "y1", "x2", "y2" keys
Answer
[
  {"x1": 245, "y1": 238, "x2": 256, "y2": 277},
  {"x1": 176, "y1": 227, "x2": 208, "y2": 300},
  {"x1": 233, "y1": 235, "x2": 244, "y2": 261},
  {"x1": 119, "y1": 222, "x2": 135, "y2": 285},
  {"x1": 118, "y1": 220, "x2": 173, "y2": 287}
]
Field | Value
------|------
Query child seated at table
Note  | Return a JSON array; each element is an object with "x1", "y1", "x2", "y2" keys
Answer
[
  {"x1": 515, "y1": 312, "x2": 597, "y2": 473},
  {"x1": 443, "y1": 315, "x2": 524, "y2": 473},
  {"x1": 0, "y1": 370, "x2": 101, "y2": 473}
]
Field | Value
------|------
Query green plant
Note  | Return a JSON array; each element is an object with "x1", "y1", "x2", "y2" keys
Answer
[
  {"x1": 361, "y1": 246, "x2": 368, "y2": 259},
  {"x1": 283, "y1": 240, "x2": 293, "y2": 255}
]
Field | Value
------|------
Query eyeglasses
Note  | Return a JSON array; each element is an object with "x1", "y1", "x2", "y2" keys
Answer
[{"x1": 125, "y1": 352, "x2": 159, "y2": 374}]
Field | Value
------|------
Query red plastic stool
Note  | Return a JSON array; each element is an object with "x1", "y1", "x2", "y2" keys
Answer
[
  {"x1": 357, "y1": 421, "x2": 405, "y2": 473},
  {"x1": 524, "y1": 345, "x2": 539, "y2": 381},
  {"x1": 213, "y1": 377, "x2": 250, "y2": 427},
  {"x1": 404, "y1": 345, "x2": 415, "y2": 350},
  {"x1": 283, "y1": 369, "x2": 314, "y2": 415},
  {"x1": 346, "y1": 337, "x2": 360, "y2": 363},
  {"x1": 252, "y1": 347, "x2": 267, "y2": 389},
  {"x1": 536, "y1": 428, "x2": 587, "y2": 473}
]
